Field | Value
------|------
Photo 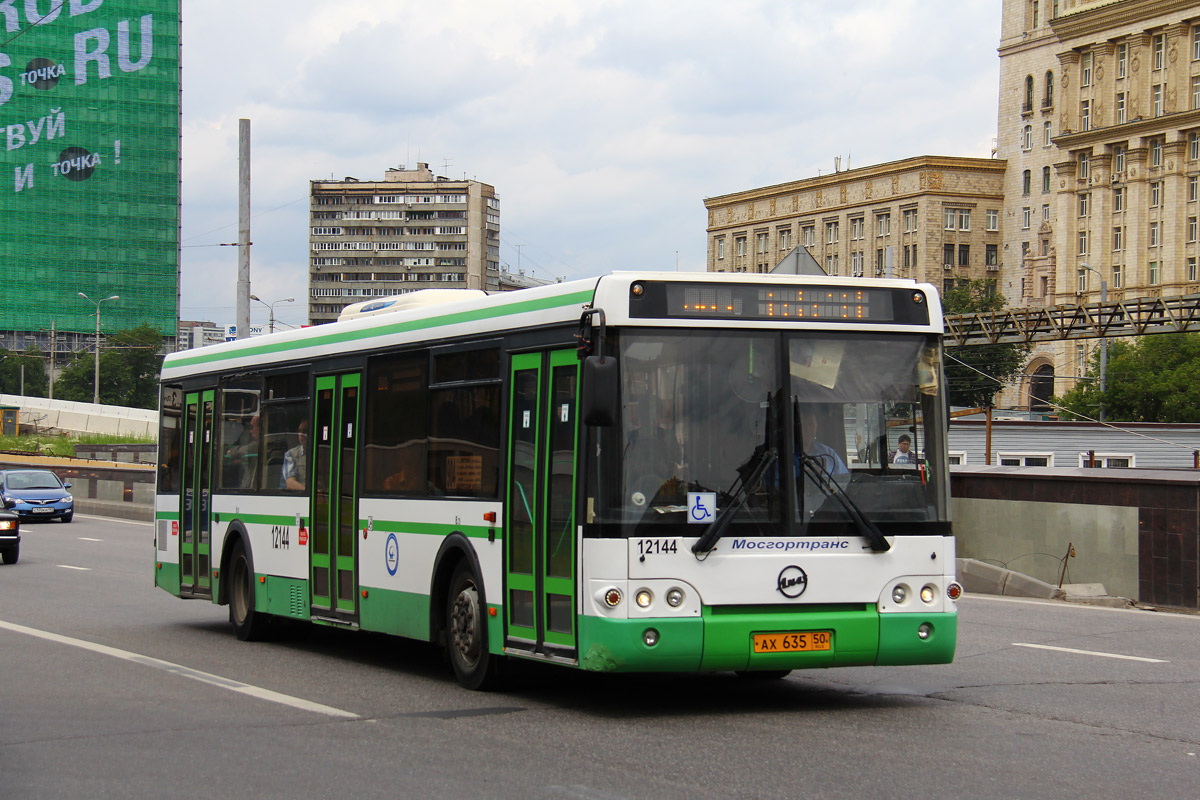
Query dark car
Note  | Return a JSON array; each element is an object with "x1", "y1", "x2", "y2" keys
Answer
[
  {"x1": 0, "y1": 469, "x2": 74, "y2": 523},
  {"x1": 0, "y1": 503, "x2": 19, "y2": 563}
]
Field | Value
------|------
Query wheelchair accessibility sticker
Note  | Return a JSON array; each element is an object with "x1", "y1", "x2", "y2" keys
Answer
[
  {"x1": 385, "y1": 533, "x2": 399, "y2": 576},
  {"x1": 687, "y1": 492, "x2": 716, "y2": 523}
]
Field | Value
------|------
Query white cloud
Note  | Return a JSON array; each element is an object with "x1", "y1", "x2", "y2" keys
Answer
[{"x1": 180, "y1": 0, "x2": 1003, "y2": 330}]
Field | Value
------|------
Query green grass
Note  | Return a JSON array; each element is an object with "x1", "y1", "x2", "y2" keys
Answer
[{"x1": 0, "y1": 432, "x2": 155, "y2": 458}]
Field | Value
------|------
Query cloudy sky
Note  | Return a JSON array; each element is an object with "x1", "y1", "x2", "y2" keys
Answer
[{"x1": 181, "y1": 0, "x2": 1003, "y2": 331}]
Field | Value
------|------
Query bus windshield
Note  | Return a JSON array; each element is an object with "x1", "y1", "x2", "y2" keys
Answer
[{"x1": 589, "y1": 330, "x2": 949, "y2": 538}]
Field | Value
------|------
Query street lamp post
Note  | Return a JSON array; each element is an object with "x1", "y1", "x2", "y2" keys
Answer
[
  {"x1": 1079, "y1": 263, "x2": 1108, "y2": 421},
  {"x1": 250, "y1": 294, "x2": 295, "y2": 334},
  {"x1": 78, "y1": 292, "x2": 119, "y2": 405}
]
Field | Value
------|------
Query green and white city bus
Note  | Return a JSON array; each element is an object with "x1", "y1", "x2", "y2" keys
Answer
[{"x1": 154, "y1": 272, "x2": 961, "y2": 689}]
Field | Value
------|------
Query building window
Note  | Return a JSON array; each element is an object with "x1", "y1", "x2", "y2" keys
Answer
[
  {"x1": 1043, "y1": 120, "x2": 1053, "y2": 147},
  {"x1": 1077, "y1": 269, "x2": 1088, "y2": 293},
  {"x1": 826, "y1": 222, "x2": 838, "y2": 244},
  {"x1": 1114, "y1": 145, "x2": 1125, "y2": 173},
  {"x1": 1078, "y1": 192, "x2": 1090, "y2": 217},
  {"x1": 1151, "y1": 181, "x2": 1162, "y2": 208},
  {"x1": 876, "y1": 213, "x2": 890, "y2": 237},
  {"x1": 1113, "y1": 226, "x2": 1124, "y2": 251},
  {"x1": 1152, "y1": 84, "x2": 1164, "y2": 118},
  {"x1": 1042, "y1": 166, "x2": 1051, "y2": 193},
  {"x1": 1193, "y1": 77, "x2": 1200, "y2": 110},
  {"x1": 716, "y1": 238, "x2": 725, "y2": 260},
  {"x1": 850, "y1": 217, "x2": 864, "y2": 240},
  {"x1": 958, "y1": 209, "x2": 971, "y2": 231},
  {"x1": 1081, "y1": 52, "x2": 1092, "y2": 87},
  {"x1": 986, "y1": 244, "x2": 998, "y2": 267},
  {"x1": 1042, "y1": 203, "x2": 1051, "y2": 222},
  {"x1": 801, "y1": 225, "x2": 815, "y2": 247},
  {"x1": 1149, "y1": 221, "x2": 1161, "y2": 247},
  {"x1": 850, "y1": 250, "x2": 864, "y2": 277},
  {"x1": 1044, "y1": 70, "x2": 1054, "y2": 107},
  {"x1": 1190, "y1": 257, "x2": 1199, "y2": 282},
  {"x1": 1078, "y1": 229, "x2": 1088, "y2": 255},
  {"x1": 1022, "y1": 125, "x2": 1033, "y2": 151},
  {"x1": 943, "y1": 243, "x2": 955, "y2": 267},
  {"x1": 1022, "y1": 207, "x2": 1032, "y2": 229},
  {"x1": 1151, "y1": 138, "x2": 1163, "y2": 167},
  {"x1": 1079, "y1": 453, "x2": 1135, "y2": 468},
  {"x1": 778, "y1": 227, "x2": 792, "y2": 251},
  {"x1": 1031, "y1": 0, "x2": 1039, "y2": 28},
  {"x1": 1113, "y1": 263, "x2": 1123, "y2": 288},
  {"x1": 1022, "y1": 169, "x2": 1032, "y2": 195},
  {"x1": 756, "y1": 232, "x2": 768, "y2": 254},
  {"x1": 1080, "y1": 99, "x2": 1091, "y2": 131},
  {"x1": 998, "y1": 453, "x2": 1054, "y2": 467},
  {"x1": 944, "y1": 209, "x2": 956, "y2": 230},
  {"x1": 948, "y1": 452, "x2": 968, "y2": 466},
  {"x1": 1024, "y1": 74, "x2": 1034, "y2": 112},
  {"x1": 876, "y1": 248, "x2": 886, "y2": 273},
  {"x1": 1149, "y1": 260, "x2": 1160, "y2": 284},
  {"x1": 1116, "y1": 91, "x2": 1126, "y2": 123},
  {"x1": 1078, "y1": 151, "x2": 1090, "y2": 180},
  {"x1": 1153, "y1": 33, "x2": 1165, "y2": 71},
  {"x1": 1194, "y1": 26, "x2": 1200, "y2": 61},
  {"x1": 1191, "y1": 132, "x2": 1199, "y2": 161},
  {"x1": 736, "y1": 237, "x2": 747, "y2": 256},
  {"x1": 1117, "y1": 43, "x2": 1127, "y2": 78},
  {"x1": 1114, "y1": 187, "x2": 1125, "y2": 212},
  {"x1": 958, "y1": 244, "x2": 970, "y2": 266},
  {"x1": 1191, "y1": 177, "x2": 1199, "y2": 202},
  {"x1": 902, "y1": 208, "x2": 918, "y2": 232},
  {"x1": 826, "y1": 253, "x2": 839, "y2": 275},
  {"x1": 986, "y1": 209, "x2": 999, "y2": 231},
  {"x1": 1190, "y1": 216, "x2": 1198, "y2": 242}
]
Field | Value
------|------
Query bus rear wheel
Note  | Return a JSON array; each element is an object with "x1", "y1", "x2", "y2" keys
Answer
[
  {"x1": 229, "y1": 540, "x2": 267, "y2": 642},
  {"x1": 446, "y1": 562, "x2": 503, "y2": 690}
]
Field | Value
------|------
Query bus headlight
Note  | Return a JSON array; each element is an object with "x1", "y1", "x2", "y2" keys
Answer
[
  {"x1": 891, "y1": 585, "x2": 908, "y2": 604},
  {"x1": 666, "y1": 587, "x2": 684, "y2": 607},
  {"x1": 635, "y1": 589, "x2": 653, "y2": 608},
  {"x1": 920, "y1": 584, "x2": 936, "y2": 604}
]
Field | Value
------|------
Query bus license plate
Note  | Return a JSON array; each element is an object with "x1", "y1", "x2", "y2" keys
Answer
[{"x1": 752, "y1": 630, "x2": 832, "y2": 653}]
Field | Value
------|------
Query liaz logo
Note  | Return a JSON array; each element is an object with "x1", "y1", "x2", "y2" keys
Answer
[{"x1": 776, "y1": 565, "x2": 808, "y2": 598}]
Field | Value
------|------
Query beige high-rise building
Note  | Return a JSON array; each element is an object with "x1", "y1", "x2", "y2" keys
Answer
[
  {"x1": 998, "y1": 0, "x2": 1200, "y2": 409},
  {"x1": 307, "y1": 163, "x2": 500, "y2": 325},
  {"x1": 704, "y1": 155, "x2": 1005, "y2": 295}
]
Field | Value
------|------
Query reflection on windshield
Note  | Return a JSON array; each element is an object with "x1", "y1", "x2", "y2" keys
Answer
[{"x1": 587, "y1": 330, "x2": 948, "y2": 537}]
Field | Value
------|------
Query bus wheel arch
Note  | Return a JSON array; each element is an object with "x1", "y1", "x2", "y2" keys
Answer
[
  {"x1": 221, "y1": 523, "x2": 268, "y2": 642},
  {"x1": 431, "y1": 534, "x2": 503, "y2": 690}
]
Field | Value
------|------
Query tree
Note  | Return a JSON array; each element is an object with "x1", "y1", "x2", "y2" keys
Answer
[
  {"x1": 1056, "y1": 333, "x2": 1200, "y2": 422},
  {"x1": 53, "y1": 324, "x2": 165, "y2": 409},
  {"x1": 0, "y1": 347, "x2": 49, "y2": 397},
  {"x1": 941, "y1": 280, "x2": 1030, "y2": 408}
]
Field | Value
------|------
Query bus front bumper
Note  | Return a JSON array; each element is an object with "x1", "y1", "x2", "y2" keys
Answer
[{"x1": 577, "y1": 605, "x2": 957, "y2": 673}]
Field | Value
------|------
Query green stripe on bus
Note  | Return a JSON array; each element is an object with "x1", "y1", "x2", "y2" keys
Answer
[
  {"x1": 361, "y1": 519, "x2": 498, "y2": 539},
  {"x1": 155, "y1": 511, "x2": 180, "y2": 521},
  {"x1": 216, "y1": 513, "x2": 306, "y2": 527},
  {"x1": 167, "y1": 289, "x2": 596, "y2": 370}
]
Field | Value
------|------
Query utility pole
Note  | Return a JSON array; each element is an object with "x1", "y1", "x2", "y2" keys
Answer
[{"x1": 237, "y1": 118, "x2": 251, "y2": 340}]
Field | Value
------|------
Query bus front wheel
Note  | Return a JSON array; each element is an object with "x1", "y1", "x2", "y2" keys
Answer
[
  {"x1": 446, "y1": 562, "x2": 503, "y2": 690},
  {"x1": 229, "y1": 539, "x2": 268, "y2": 642}
]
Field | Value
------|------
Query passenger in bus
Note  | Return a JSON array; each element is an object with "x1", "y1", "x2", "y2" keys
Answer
[
  {"x1": 226, "y1": 414, "x2": 262, "y2": 489},
  {"x1": 797, "y1": 405, "x2": 848, "y2": 477},
  {"x1": 890, "y1": 434, "x2": 915, "y2": 464},
  {"x1": 280, "y1": 421, "x2": 308, "y2": 491}
]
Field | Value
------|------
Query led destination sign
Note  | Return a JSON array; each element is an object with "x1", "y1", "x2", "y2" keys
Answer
[{"x1": 628, "y1": 281, "x2": 929, "y2": 325}]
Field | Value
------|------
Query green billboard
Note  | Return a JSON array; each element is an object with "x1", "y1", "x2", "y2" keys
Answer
[{"x1": 0, "y1": 1, "x2": 180, "y2": 338}]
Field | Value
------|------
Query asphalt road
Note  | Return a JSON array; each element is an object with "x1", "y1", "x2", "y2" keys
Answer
[{"x1": 1, "y1": 515, "x2": 1198, "y2": 799}]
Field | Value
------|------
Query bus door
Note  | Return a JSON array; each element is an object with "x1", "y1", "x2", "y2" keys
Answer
[
  {"x1": 310, "y1": 373, "x2": 362, "y2": 620},
  {"x1": 180, "y1": 390, "x2": 214, "y2": 597},
  {"x1": 505, "y1": 349, "x2": 580, "y2": 657}
]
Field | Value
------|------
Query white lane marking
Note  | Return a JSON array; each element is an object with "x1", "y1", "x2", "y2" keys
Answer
[
  {"x1": 78, "y1": 537, "x2": 102, "y2": 542},
  {"x1": 57, "y1": 565, "x2": 91, "y2": 571},
  {"x1": 0, "y1": 619, "x2": 359, "y2": 719},
  {"x1": 1013, "y1": 642, "x2": 1169, "y2": 663}
]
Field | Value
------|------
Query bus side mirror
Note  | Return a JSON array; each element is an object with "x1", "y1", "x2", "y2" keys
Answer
[{"x1": 581, "y1": 355, "x2": 618, "y2": 427}]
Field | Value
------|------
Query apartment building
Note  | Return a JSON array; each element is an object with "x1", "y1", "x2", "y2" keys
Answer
[
  {"x1": 308, "y1": 164, "x2": 500, "y2": 325},
  {"x1": 704, "y1": 155, "x2": 1006, "y2": 294},
  {"x1": 998, "y1": 0, "x2": 1200, "y2": 408}
]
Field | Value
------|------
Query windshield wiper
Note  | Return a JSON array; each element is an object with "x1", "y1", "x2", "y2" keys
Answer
[
  {"x1": 800, "y1": 456, "x2": 891, "y2": 552},
  {"x1": 691, "y1": 447, "x2": 777, "y2": 556}
]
